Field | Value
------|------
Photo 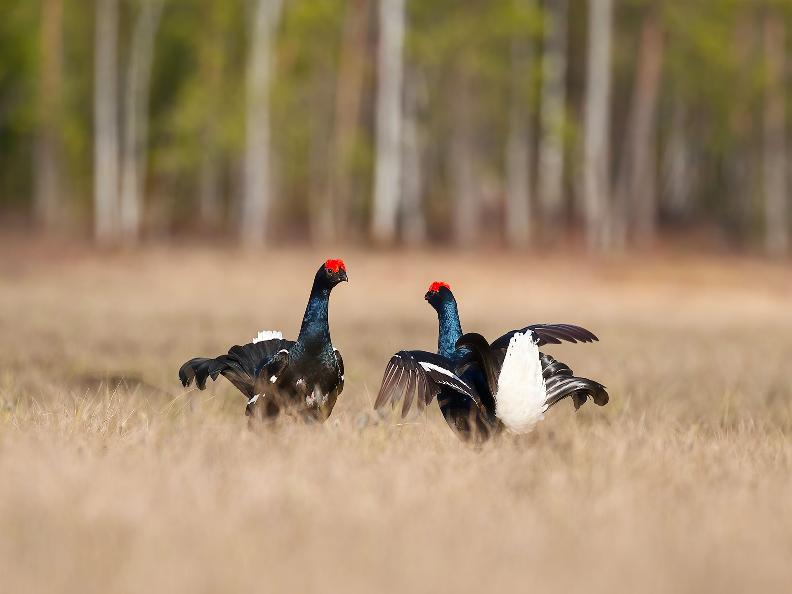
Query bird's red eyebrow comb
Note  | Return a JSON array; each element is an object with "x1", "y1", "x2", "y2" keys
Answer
[
  {"x1": 325, "y1": 259, "x2": 345, "y2": 273},
  {"x1": 428, "y1": 281, "x2": 451, "y2": 293}
]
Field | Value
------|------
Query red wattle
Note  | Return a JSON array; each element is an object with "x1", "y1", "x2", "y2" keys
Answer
[
  {"x1": 428, "y1": 281, "x2": 451, "y2": 293},
  {"x1": 325, "y1": 259, "x2": 346, "y2": 273}
]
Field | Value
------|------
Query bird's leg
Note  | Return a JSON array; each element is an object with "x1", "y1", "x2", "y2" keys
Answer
[{"x1": 247, "y1": 396, "x2": 280, "y2": 430}]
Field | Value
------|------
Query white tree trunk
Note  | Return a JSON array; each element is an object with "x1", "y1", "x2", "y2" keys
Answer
[
  {"x1": 451, "y1": 75, "x2": 478, "y2": 246},
  {"x1": 93, "y1": 0, "x2": 120, "y2": 243},
  {"x1": 614, "y1": 8, "x2": 663, "y2": 246},
  {"x1": 662, "y1": 99, "x2": 694, "y2": 218},
  {"x1": 199, "y1": 136, "x2": 221, "y2": 226},
  {"x1": 371, "y1": 0, "x2": 405, "y2": 244},
  {"x1": 582, "y1": 0, "x2": 613, "y2": 249},
  {"x1": 119, "y1": 0, "x2": 165, "y2": 243},
  {"x1": 309, "y1": 70, "x2": 334, "y2": 244},
  {"x1": 763, "y1": 12, "x2": 788, "y2": 256},
  {"x1": 35, "y1": 0, "x2": 63, "y2": 230},
  {"x1": 401, "y1": 69, "x2": 426, "y2": 245},
  {"x1": 537, "y1": 0, "x2": 568, "y2": 230},
  {"x1": 241, "y1": 0, "x2": 283, "y2": 246},
  {"x1": 505, "y1": 41, "x2": 532, "y2": 247},
  {"x1": 333, "y1": 0, "x2": 369, "y2": 239},
  {"x1": 197, "y1": 2, "x2": 227, "y2": 229}
]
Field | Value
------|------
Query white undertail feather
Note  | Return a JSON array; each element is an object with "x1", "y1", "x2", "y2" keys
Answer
[
  {"x1": 495, "y1": 331, "x2": 547, "y2": 434},
  {"x1": 252, "y1": 330, "x2": 283, "y2": 343}
]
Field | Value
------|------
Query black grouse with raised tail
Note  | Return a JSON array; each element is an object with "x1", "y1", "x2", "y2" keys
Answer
[{"x1": 375, "y1": 281, "x2": 608, "y2": 441}]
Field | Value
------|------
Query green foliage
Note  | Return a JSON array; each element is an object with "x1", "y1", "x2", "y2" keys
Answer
[
  {"x1": 0, "y1": 0, "x2": 789, "y2": 246},
  {"x1": 0, "y1": 2, "x2": 38, "y2": 207}
]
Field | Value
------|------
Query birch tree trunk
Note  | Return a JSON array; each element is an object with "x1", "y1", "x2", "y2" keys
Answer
[
  {"x1": 333, "y1": 0, "x2": 369, "y2": 240},
  {"x1": 582, "y1": 0, "x2": 613, "y2": 249},
  {"x1": 662, "y1": 99, "x2": 694, "y2": 218},
  {"x1": 505, "y1": 41, "x2": 533, "y2": 247},
  {"x1": 241, "y1": 0, "x2": 283, "y2": 246},
  {"x1": 537, "y1": 0, "x2": 568, "y2": 231},
  {"x1": 93, "y1": 0, "x2": 120, "y2": 243},
  {"x1": 309, "y1": 70, "x2": 334, "y2": 244},
  {"x1": 371, "y1": 0, "x2": 405, "y2": 244},
  {"x1": 614, "y1": 6, "x2": 664, "y2": 246},
  {"x1": 35, "y1": 0, "x2": 64, "y2": 230},
  {"x1": 119, "y1": 0, "x2": 165, "y2": 243},
  {"x1": 198, "y1": 1, "x2": 227, "y2": 229},
  {"x1": 451, "y1": 73, "x2": 478, "y2": 246},
  {"x1": 401, "y1": 68, "x2": 427, "y2": 245},
  {"x1": 199, "y1": 142, "x2": 221, "y2": 227},
  {"x1": 763, "y1": 11, "x2": 788, "y2": 256}
]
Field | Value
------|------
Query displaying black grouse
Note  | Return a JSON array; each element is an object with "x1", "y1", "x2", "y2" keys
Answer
[
  {"x1": 375, "y1": 281, "x2": 608, "y2": 441},
  {"x1": 179, "y1": 259, "x2": 348, "y2": 422}
]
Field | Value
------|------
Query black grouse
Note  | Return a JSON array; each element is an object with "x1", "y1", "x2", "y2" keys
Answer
[
  {"x1": 179, "y1": 259, "x2": 348, "y2": 422},
  {"x1": 375, "y1": 281, "x2": 608, "y2": 441}
]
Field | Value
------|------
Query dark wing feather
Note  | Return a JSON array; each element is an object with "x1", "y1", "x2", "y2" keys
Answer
[
  {"x1": 541, "y1": 352, "x2": 609, "y2": 410},
  {"x1": 334, "y1": 349, "x2": 345, "y2": 395},
  {"x1": 374, "y1": 350, "x2": 480, "y2": 417},
  {"x1": 490, "y1": 323, "x2": 599, "y2": 351},
  {"x1": 401, "y1": 364, "x2": 417, "y2": 418},
  {"x1": 179, "y1": 338, "x2": 295, "y2": 399},
  {"x1": 455, "y1": 333, "x2": 500, "y2": 397}
]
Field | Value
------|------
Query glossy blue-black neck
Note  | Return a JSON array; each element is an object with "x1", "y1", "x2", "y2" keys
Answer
[
  {"x1": 296, "y1": 271, "x2": 333, "y2": 352},
  {"x1": 434, "y1": 293, "x2": 463, "y2": 359}
]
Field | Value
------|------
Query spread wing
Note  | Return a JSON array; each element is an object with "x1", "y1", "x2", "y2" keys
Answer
[
  {"x1": 490, "y1": 323, "x2": 598, "y2": 351},
  {"x1": 374, "y1": 350, "x2": 480, "y2": 418}
]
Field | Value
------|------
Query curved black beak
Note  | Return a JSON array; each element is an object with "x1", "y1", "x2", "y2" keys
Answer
[{"x1": 340, "y1": 269, "x2": 348, "y2": 283}]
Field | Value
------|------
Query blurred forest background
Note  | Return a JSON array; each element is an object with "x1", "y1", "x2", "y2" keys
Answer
[{"x1": 1, "y1": 0, "x2": 791, "y2": 253}]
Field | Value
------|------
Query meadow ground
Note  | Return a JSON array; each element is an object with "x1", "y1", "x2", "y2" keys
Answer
[{"x1": 1, "y1": 238, "x2": 791, "y2": 593}]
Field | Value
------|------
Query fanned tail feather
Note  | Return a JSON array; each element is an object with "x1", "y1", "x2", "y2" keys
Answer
[
  {"x1": 456, "y1": 331, "x2": 610, "y2": 433},
  {"x1": 179, "y1": 339, "x2": 294, "y2": 399}
]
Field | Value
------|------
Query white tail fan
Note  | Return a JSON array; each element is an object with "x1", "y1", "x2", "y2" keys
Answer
[
  {"x1": 495, "y1": 331, "x2": 547, "y2": 433},
  {"x1": 252, "y1": 330, "x2": 283, "y2": 343}
]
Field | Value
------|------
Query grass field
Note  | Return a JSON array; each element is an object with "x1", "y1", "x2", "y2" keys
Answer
[{"x1": 1, "y1": 239, "x2": 791, "y2": 593}]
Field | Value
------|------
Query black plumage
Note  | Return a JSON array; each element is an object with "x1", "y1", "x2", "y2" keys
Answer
[
  {"x1": 374, "y1": 350, "x2": 482, "y2": 417},
  {"x1": 374, "y1": 281, "x2": 608, "y2": 441},
  {"x1": 179, "y1": 259, "x2": 348, "y2": 422}
]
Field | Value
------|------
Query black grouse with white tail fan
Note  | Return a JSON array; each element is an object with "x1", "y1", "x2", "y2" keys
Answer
[
  {"x1": 375, "y1": 281, "x2": 608, "y2": 441},
  {"x1": 179, "y1": 259, "x2": 348, "y2": 422}
]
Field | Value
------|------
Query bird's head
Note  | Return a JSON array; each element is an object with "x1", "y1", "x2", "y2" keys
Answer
[
  {"x1": 424, "y1": 281, "x2": 453, "y2": 309},
  {"x1": 318, "y1": 259, "x2": 348, "y2": 288}
]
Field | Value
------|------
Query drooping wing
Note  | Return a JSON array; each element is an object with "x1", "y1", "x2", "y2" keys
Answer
[
  {"x1": 179, "y1": 338, "x2": 295, "y2": 399},
  {"x1": 374, "y1": 350, "x2": 480, "y2": 418},
  {"x1": 455, "y1": 333, "x2": 500, "y2": 397},
  {"x1": 247, "y1": 348, "x2": 291, "y2": 414},
  {"x1": 490, "y1": 324, "x2": 598, "y2": 351},
  {"x1": 334, "y1": 348, "x2": 345, "y2": 396}
]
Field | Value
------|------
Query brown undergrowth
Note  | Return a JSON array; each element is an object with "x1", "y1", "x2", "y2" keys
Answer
[{"x1": 1, "y1": 241, "x2": 791, "y2": 593}]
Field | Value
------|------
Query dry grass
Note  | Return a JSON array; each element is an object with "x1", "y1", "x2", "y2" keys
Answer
[{"x1": 1, "y1": 240, "x2": 791, "y2": 593}]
